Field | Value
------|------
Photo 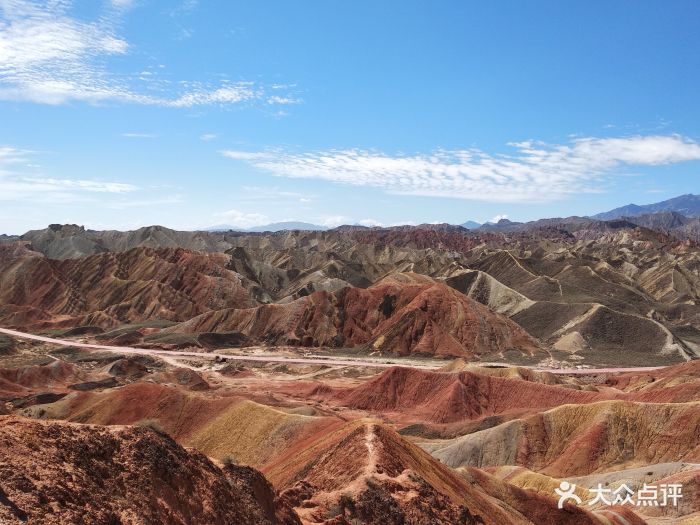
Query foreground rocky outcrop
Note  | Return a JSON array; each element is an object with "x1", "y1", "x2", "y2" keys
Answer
[
  {"x1": 3, "y1": 351, "x2": 695, "y2": 524},
  {"x1": 264, "y1": 420, "x2": 643, "y2": 525},
  {"x1": 0, "y1": 413, "x2": 644, "y2": 525},
  {"x1": 0, "y1": 416, "x2": 301, "y2": 524}
]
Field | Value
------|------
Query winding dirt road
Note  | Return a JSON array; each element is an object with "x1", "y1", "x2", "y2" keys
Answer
[{"x1": 0, "y1": 327, "x2": 667, "y2": 375}]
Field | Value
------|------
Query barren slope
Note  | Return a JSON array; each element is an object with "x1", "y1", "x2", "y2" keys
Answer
[
  {"x1": 424, "y1": 400, "x2": 700, "y2": 477},
  {"x1": 0, "y1": 244, "x2": 256, "y2": 330},
  {"x1": 0, "y1": 415, "x2": 301, "y2": 524},
  {"x1": 170, "y1": 273, "x2": 543, "y2": 359}
]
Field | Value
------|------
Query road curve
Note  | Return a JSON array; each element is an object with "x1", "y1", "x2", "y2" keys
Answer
[{"x1": 0, "y1": 327, "x2": 668, "y2": 375}]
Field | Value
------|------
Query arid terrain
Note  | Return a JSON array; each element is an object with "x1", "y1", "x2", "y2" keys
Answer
[{"x1": 1, "y1": 217, "x2": 699, "y2": 524}]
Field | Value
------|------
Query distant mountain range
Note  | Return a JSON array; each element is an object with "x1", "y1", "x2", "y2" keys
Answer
[
  {"x1": 152, "y1": 194, "x2": 700, "y2": 235},
  {"x1": 592, "y1": 193, "x2": 700, "y2": 220},
  {"x1": 206, "y1": 221, "x2": 328, "y2": 232},
  {"x1": 3, "y1": 194, "x2": 699, "y2": 239},
  {"x1": 454, "y1": 193, "x2": 700, "y2": 233}
]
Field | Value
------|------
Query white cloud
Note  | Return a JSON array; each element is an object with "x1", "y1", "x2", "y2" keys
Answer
[
  {"x1": 0, "y1": 0, "x2": 132, "y2": 104},
  {"x1": 234, "y1": 186, "x2": 313, "y2": 203},
  {"x1": 267, "y1": 95, "x2": 301, "y2": 105},
  {"x1": 170, "y1": 0, "x2": 198, "y2": 17},
  {"x1": 319, "y1": 215, "x2": 351, "y2": 228},
  {"x1": 214, "y1": 209, "x2": 269, "y2": 229},
  {"x1": 0, "y1": 145, "x2": 28, "y2": 164},
  {"x1": 166, "y1": 84, "x2": 258, "y2": 108},
  {"x1": 0, "y1": 178, "x2": 136, "y2": 201},
  {"x1": 0, "y1": 144, "x2": 137, "y2": 201},
  {"x1": 121, "y1": 132, "x2": 157, "y2": 138},
  {"x1": 488, "y1": 214, "x2": 508, "y2": 224},
  {"x1": 110, "y1": 0, "x2": 134, "y2": 9},
  {"x1": 22, "y1": 177, "x2": 135, "y2": 193},
  {"x1": 106, "y1": 196, "x2": 183, "y2": 209},
  {"x1": 221, "y1": 150, "x2": 269, "y2": 161},
  {"x1": 221, "y1": 135, "x2": 700, "y2": 203},
  {"x1": 357, "y1": 218, "x2": 384, "y2": 227},
  {"x1": 200, "y1": 133, "x2": 217, "y2": 141},
  {"x1": 0, "y1": 1, "x2": 290, "y2": 108}
]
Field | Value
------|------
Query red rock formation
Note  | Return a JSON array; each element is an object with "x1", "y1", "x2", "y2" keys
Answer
[
  {"x1": 311, "y1": 366, "x2": 612, "y2": 424},
  {"x1": 0, "y1": 244, "x2": 256, "y2": 329},
  {"x1": 0, "y1": 360, "x2": 83, "y2": 398},
  {"x1": 428, "y1": 400, "x2": 700, "y2": 478},
  {"x1": 173, "y1": 273, "x2": 543, "y2": 359},
  {"x1": 0, "y1": 415, "x2": 300, "y2": 524}
]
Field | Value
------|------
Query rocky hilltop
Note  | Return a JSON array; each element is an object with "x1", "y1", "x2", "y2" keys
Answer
[
  {"x1": 2, "y1": 219, "x2": 700, "y2": 365},
  {"x1": 0, "y1": 416, "x2": 300, "y2": 525}
]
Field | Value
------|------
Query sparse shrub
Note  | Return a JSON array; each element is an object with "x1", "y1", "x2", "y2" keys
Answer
[
  {"x1": 134, "y1": 419, "x2": 169, "y2": 438},
  {"x1": 339, "y1": 493, "x2": 355, "y2": 514},
  {"x1": 0, "y1": 334, "x2": 15, "y2": 355},
  {"x1": 324, "y1": 503, "x2": 342, "y2": 519},
  {"x1": 222, "y1": 454, "x2": 237, "y2": 467}
]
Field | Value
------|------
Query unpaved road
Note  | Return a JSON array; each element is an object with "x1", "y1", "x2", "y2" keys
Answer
[
  {"x1": 0, "y1": 327, "x2": 436, "y2": 369},
  {"x1": 0, "y1": 327, "x2": 667, "y2": 375}
]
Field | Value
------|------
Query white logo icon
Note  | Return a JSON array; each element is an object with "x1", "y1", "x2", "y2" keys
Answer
[{"x1": 555, "y1": 481, "x2": 582, "y2": 509}]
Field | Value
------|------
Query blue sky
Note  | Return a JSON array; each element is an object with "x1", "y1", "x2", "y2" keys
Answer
[{"x1": 1, "y1": 0, "x2": 700, "y2": 234}]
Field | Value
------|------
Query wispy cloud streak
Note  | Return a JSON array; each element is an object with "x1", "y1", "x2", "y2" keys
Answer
[
  {"x1": 0, "y1": 145, "x2": 137, "y2": 201},
  {"x1": 222, "y1": 135, "x2": 700, "y2": 203},
  {"x1": 0, "y1": 0, "x2": 294, "y2": 107}
]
